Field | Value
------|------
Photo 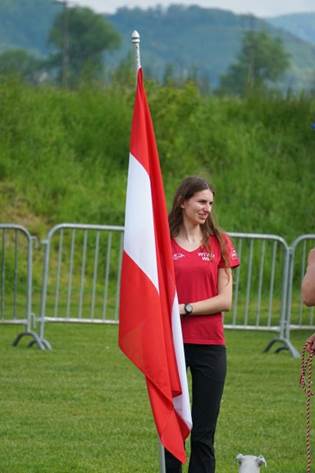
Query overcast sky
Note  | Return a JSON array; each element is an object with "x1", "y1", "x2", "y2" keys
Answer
[{"x1": 70, "y1": 0, "x2": 315, "y2": 17}]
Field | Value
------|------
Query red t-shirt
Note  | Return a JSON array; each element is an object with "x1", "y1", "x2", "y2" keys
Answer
[{"x1": 171, "y1": 234, "x2": 240, "y2": 345}]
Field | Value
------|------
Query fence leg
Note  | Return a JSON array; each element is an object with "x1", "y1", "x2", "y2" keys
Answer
[
  {"x1": 263, "y1": 336, "x2": 300, "y2": 358},
  {"x1": 37, "y1": 240, "x2": 52, "y2": 350},
  {"x1": 263, "y1": 245, "x2": 299, "y2": 358},
  {"x1": 12, "y1": 331, "x2": 46, "y2": 350}
]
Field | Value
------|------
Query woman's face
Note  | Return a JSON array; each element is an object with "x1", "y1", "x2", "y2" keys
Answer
[{"x1": 181, "y1": 189, "x2": 214, "y2": 226}]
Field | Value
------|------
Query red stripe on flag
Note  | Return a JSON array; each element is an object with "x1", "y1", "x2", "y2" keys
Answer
[
  {"x1": 147, "y1": 379, "x2": 189, "y2": 464},
  {"x1": 130, "y1": 69, "x2": 158, "y2": 175}
]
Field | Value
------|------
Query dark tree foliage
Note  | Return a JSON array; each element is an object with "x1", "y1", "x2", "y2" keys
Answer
[
  {"x1": 110, "y1": 51, "x2": 134, "y2": 88},
  {"x1": 48, "y1": 6, "x2": 121, "y2": 86},
  {"x1": 219, "y1": 30, "x2": 291, "y2": 95},
  {"x1": 0, "y1": 48, "x2": 44, "y2": 83}
]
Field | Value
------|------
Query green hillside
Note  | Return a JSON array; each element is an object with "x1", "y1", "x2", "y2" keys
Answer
[{"x1": 0, "y1": 78, "x2": 314, "y2": 242}]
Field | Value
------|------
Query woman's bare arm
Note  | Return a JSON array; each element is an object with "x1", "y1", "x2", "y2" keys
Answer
[{"x1": 179, "y1": 268, "x2": 233, "y2": 315}]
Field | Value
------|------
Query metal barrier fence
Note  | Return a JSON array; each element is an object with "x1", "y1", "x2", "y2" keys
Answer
[
  {"x1": 227, "y1": 233, "x2": 299, "y2": 357},
  {"x1": 1, "y1": 222, "x2": 313, "y2": 357},
  {"x1": 0, "y1": 224, "x2": 44, "y2": 349},
  {"x1": 38, "y1": 224, "x2": 124, "y2": 349}
]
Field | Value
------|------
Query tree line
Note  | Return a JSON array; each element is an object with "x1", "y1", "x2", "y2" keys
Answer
[{"x1": 0, "y1": 5, "x2": 295, "y2": 96}]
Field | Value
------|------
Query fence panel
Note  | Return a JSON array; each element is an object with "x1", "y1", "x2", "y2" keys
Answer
[
  {"x1": 39, "y1": 224, "x2": 124, "y2": 348},
  {"x1": 288, "y1": 234, "x2": 315, "y2": 330},
  {"x1": 0, "y1": 224, "x2": 44, "y2": 349},
  {"x1": 227, "y1": 233, "x2": 298, "y2": 357}
]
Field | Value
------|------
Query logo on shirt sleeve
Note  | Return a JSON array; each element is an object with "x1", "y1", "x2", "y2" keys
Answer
[{"x1": 231, "y1": 248, "x2": 239, "y2": 260}]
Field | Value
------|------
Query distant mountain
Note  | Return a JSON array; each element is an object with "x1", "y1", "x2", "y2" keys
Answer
[
  {"x1": 0, "y1": 0, "x2": 60, "y2": 55},
  {"x1": 107, "y1": 5, "x2": 315, "y2": 90},
  {"x1": 267, "y1": 13, "x2": 315, "y2": 46},
  {"x1": 0, "y1": 1, "x2": 314, "y2": 91}
]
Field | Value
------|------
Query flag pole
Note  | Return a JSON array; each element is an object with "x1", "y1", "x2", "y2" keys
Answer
[
  {"x1": 130, "y1": 29, "x2": 166, "y2": 473},
  {"x1": 158, "y1": 441, "x2": 166, "y2": 473}
]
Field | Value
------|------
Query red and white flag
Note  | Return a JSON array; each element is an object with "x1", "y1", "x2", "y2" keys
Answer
[{"x1": 119, "y1": 68, "x2": 191, "y2": 463}]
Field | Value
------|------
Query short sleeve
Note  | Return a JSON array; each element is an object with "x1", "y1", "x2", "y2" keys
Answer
[{"x1": 219, "y1": 234, "x2": 240, "y2": 269}]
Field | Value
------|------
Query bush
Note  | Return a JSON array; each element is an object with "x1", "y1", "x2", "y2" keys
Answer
[{"x1": 0, "y1": 78, "x2": 314, "y2": 242}]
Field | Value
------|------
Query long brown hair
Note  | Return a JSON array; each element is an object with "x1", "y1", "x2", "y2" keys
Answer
[{"x1": 169, "y1": 176, "x2": 229, "y2": 267}]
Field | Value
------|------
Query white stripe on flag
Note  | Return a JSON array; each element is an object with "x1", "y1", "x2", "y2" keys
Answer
[
  {"x1": 124, "y1": 153, "x2": 159, "y2": 292},
  {"x1": 171, "y1": 295, "x2": 193, "y2": 429}
]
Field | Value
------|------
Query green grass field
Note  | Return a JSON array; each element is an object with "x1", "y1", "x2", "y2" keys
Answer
[{"x1": 0, "y1": 324, "x2": 314, "y2": 473}]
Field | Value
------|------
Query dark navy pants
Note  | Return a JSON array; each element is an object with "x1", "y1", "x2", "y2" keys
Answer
[{"x1": 165, "y1": 344, "x2": 227, "y2": 473}]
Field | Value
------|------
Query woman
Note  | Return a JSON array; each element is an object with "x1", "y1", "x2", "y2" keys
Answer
[{"x1": 166, "y1": 176, "x2": 240, "y2": 473}]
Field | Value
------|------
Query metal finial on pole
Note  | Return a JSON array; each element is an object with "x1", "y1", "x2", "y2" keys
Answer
[{"x1": 131, "y1": 30, "x2": 141, "y2": 73}]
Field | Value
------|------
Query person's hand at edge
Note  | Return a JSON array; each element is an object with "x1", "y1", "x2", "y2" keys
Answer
[{"x1": 305, "y1": 333, "x2": 315, "y2": 354}]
